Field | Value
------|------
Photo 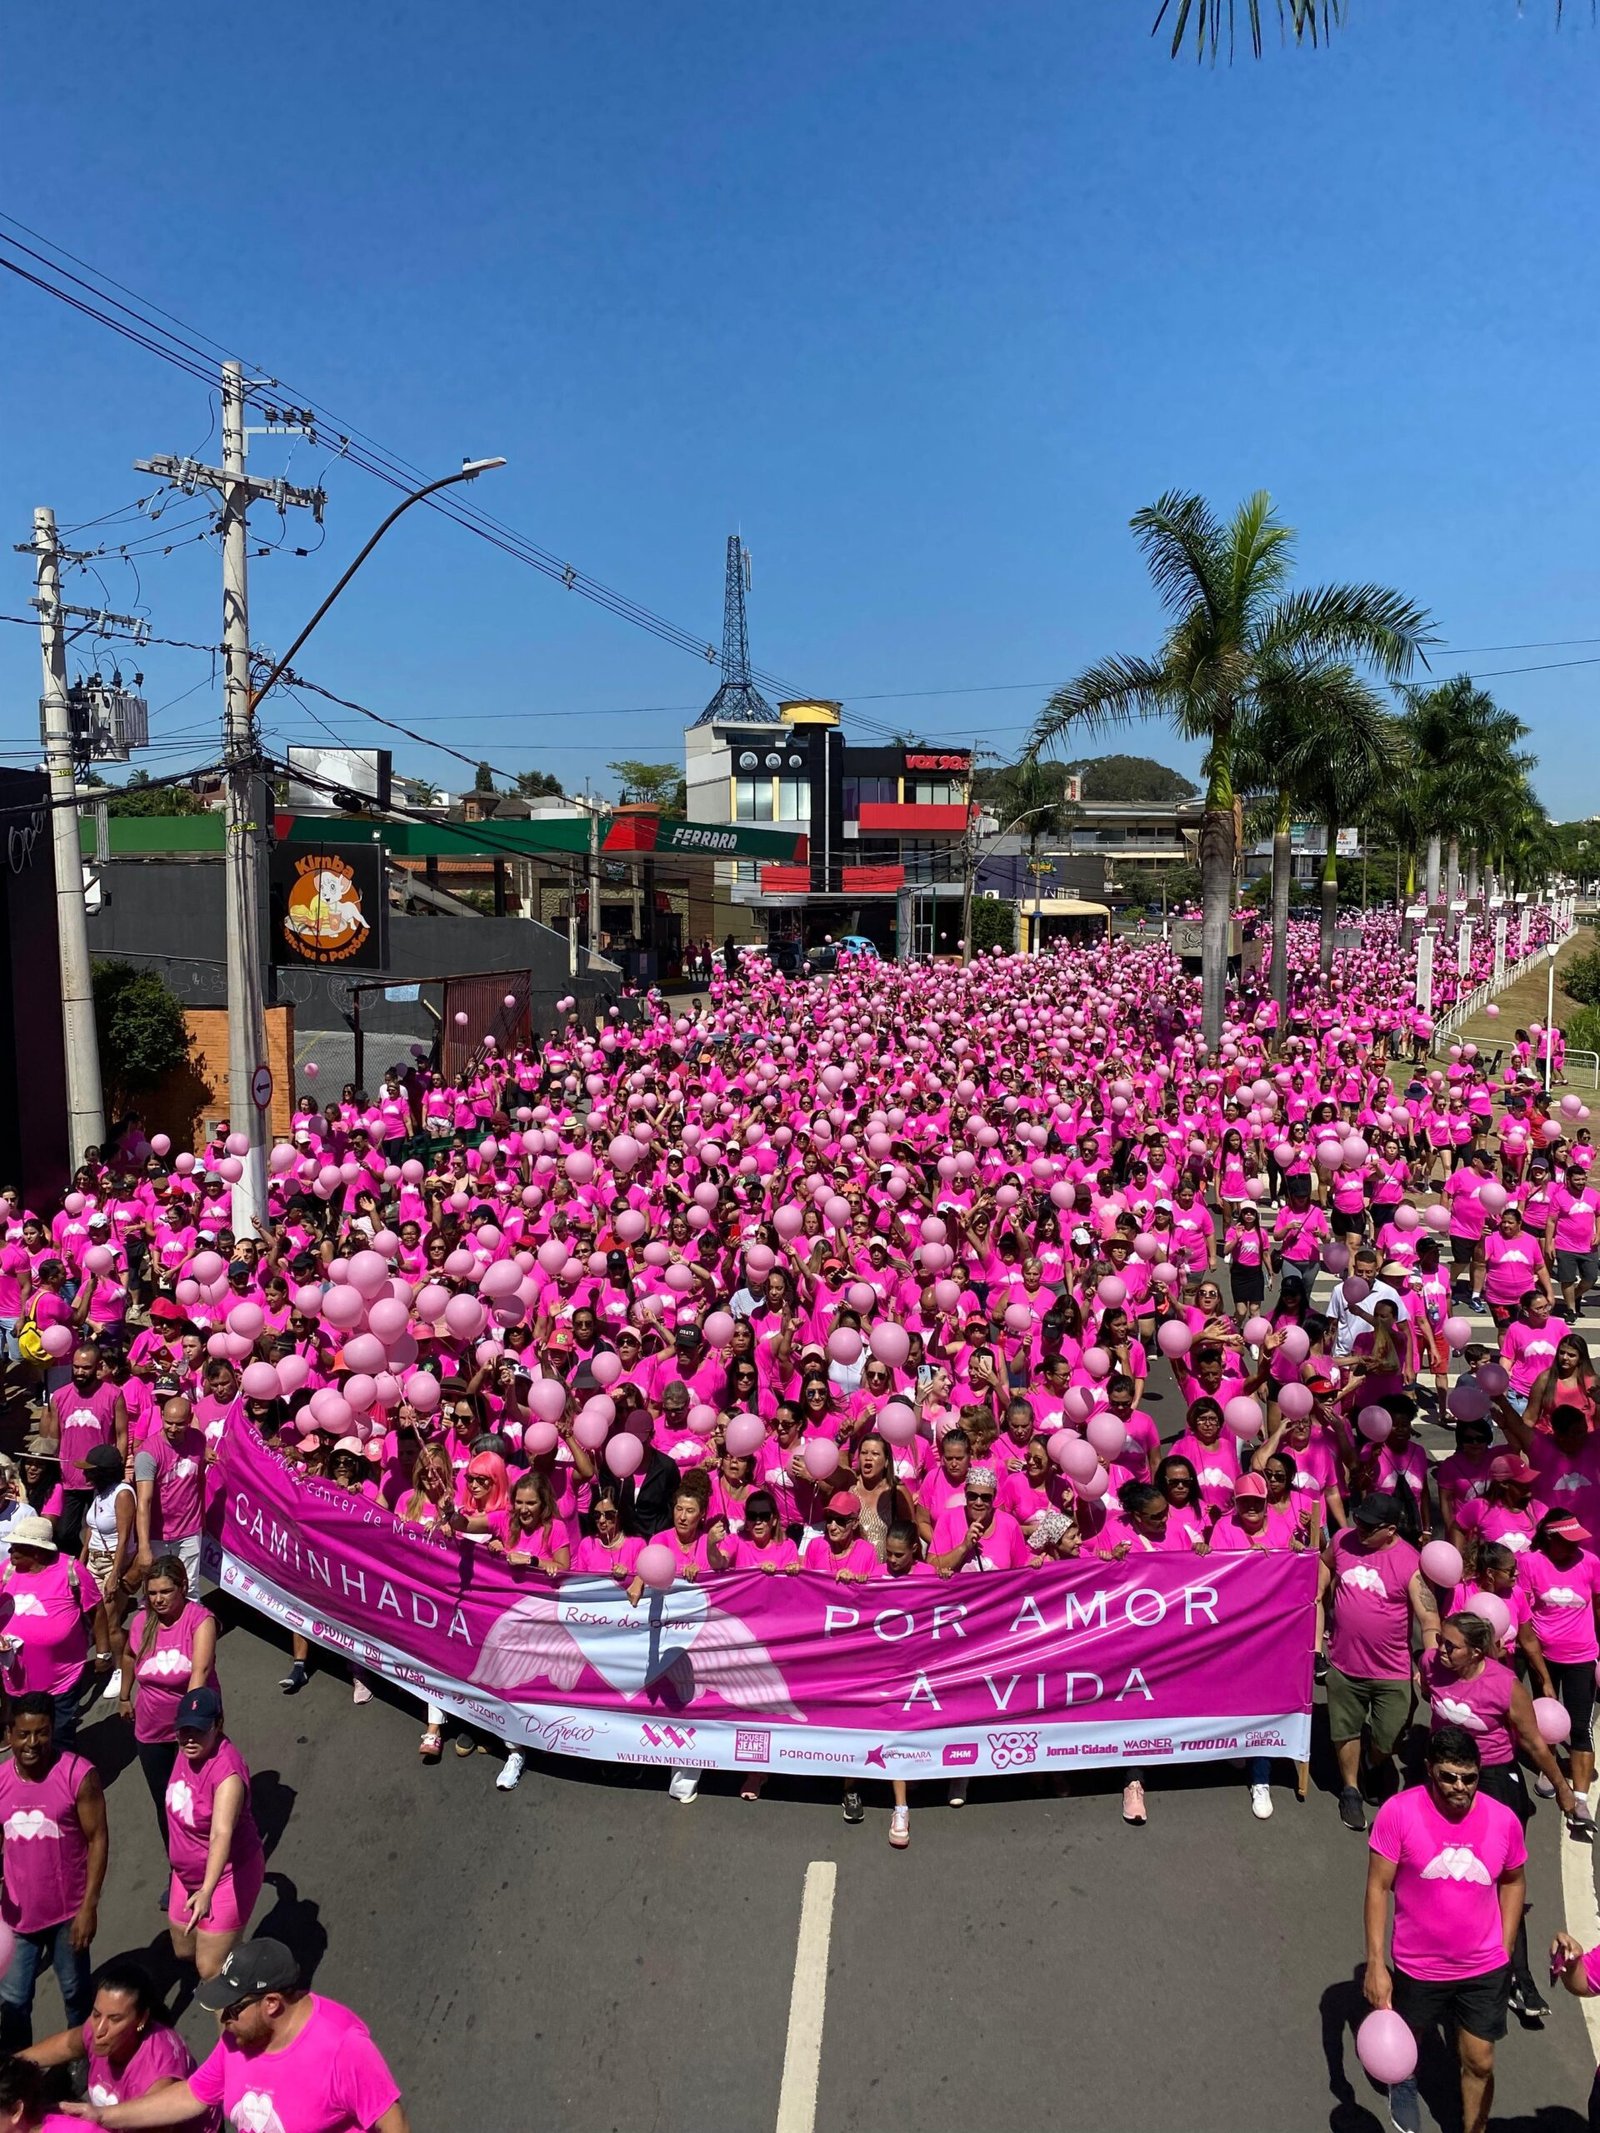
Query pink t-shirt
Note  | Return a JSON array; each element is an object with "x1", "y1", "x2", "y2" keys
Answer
[
  {"x1": 1417, "y1": 1649, "x2": 1517, "y2": 1767},
  {"x1": 1326, "y1": 1530, "x2": 1419, "y2": 1681},
  {"x1": 1518, "y1": 1548, "x2": 1600, "y2": 1663},
  {"x1": 188, "y1": 1994, "x2": 402, "y2": 2133},
  {"x1": 49, "y1": 1378, "x2": 121, "y2": 1490},
  {"x1": 134, "y1": 1427, "x2": 207, "y2": 1543},
  {"x1": 928, "y1": 1505, "x2": 1029, "y2": 1570},
  {"x1": 0, "y1": 1555, "x2": 96, "y2": 1695},
  {"x1": 83, "y1": 2022, "x2": 207, "y2": 2123},
  {"x1": 800, "y1": 1535, "x2": 879, "y2": 1578},
  {"x1": 0, "y1": 1748, "x2": 92, "y2": 1932},
  {"x1": 1369, "y1": 1786, "x2": 1525, "y2": 1981},
  {"x1": 132, "y1": 1600, "x2": 218, "y2": 1745},
  {"x1": 165, "y1": 1735, "x2": 263, "y2": 1889},
  {"x1": 571, "y1": 1533, "x2": 644, "y2": 1580}
]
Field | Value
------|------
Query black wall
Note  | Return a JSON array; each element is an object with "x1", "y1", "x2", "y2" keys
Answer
[
  {"x1": 0, "y1": 772, "x2": 69, "y2": 1201},
  {"x1": 86, "y1": 859, "x2": 621, "y2": 1032}
]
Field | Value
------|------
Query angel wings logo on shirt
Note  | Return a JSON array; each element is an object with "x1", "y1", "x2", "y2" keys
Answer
[
  {"x1": 3, "y1": 1811, "x2": 58, "y2": 1841},
  {"x1": 230, "y1": 2093, "x2": 288, "y2": 2133},
  {"x1": 1196, "y1": 1466, "x2": 1233, "y2": 1488},
  {"x1": 1341, "y1": 1565, "x2": 1388, "y2": 1596},
  {"x1": 87, "y1": 2084, "x2": 120, "y2": 2107},
  {"x1": 1552, "y1": 1474, "x2": 1587, "y2": 1494},
  {"x1": 166, "y1": 1778, "x2": 195, "y2": 1826},
  {"x1": 471, "y1": 1574, "x2": 803, "y2": 1719},
  {"x1": 8, "y1": 1594, "x2": 45, "y2": 1617},
  {"x1": 1430, "y1": 1694, "x2": 1486, "y2": 1732},
  {"x1": 1420, "y1": 1845, "x2": 1492, "y2": 1885},
  {"x1": 1544, "y1": 1586, "x2": 1585, "y2": 1606},
  {"x1": 140, "y1": 1648, "x2": 191, "y2": 1679}
]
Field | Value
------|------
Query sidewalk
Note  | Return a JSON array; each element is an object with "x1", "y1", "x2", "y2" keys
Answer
[{"x1": 1441, "y1": 926, "x2": 1592, "y2": 1081}]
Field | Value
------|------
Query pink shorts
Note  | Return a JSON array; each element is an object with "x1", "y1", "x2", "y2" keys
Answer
[{"x1": 169, "y1": 1854, "x2": 263, "y2": 1936}]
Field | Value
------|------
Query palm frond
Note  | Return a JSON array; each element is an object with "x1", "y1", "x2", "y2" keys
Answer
[
  {"x1": 1152, "y1": 0, "x2": 1343, "y2": 61},
  {"x1": 1226, "y1": 491, "x2": 1295, "y2": 633},
  {"x1": 1027, "y1": 653, "x2": 1175, "y2": 759},
  {"x1": 1254, "y1": 582, "x2": 1436, "y2": 679},
  {"x1": 1129, "y1": 492, "x2": 1230, "y2": 627}
]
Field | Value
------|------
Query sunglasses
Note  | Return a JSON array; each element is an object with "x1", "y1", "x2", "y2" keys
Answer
[
  {"x1": 219, "y1": 1992, "x2": 266, "y2": 2025},
  {"x1": 965, "y1": 1492, "x2": 996, "y2": 1504},
  {"x1": 823, "y1": 1512, "x2": 855, "y2": 1525}
]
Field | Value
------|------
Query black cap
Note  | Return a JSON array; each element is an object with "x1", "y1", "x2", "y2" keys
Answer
[
  {"x1": 83, "y1": 1444, "x2": 125, "y2": 1480},
  {"x1": 194, "y1": 1937, "x2": 299, "y2": 2011},
  {"x1": 1353, "y1": 1493, "x2": 1402, "y2": 1529},
  {"x1": 175, "y1": 1686, "x2": 222, "y2": 1731}
]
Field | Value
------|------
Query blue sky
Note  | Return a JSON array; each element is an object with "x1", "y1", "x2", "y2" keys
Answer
[{"x1": 4, "y1": 1, "x2": 1599, "y2": 811}]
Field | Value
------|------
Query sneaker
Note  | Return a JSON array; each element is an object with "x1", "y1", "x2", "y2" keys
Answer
[
  {"x1": 668, "y1": 1769, "x2": 700, "y2": 1804},
  {"x1": 1339, "y1": 1786, "x2": 1367, "y2": 1833},
  {"x1": 279, "y1": 1663, "x2": 307, "y2": 1695},
  {"x1": 100, "y1": 1672, "x2": 122, "y2": 1703},
  {"x1": 889, "y1": 1805, "x2": 910, "y2": 1849},
  {"x1": 1249, "y1": 1783, "x2": 1274, "y2": 1821},
  {"x1": 1387, "y1": 2078, "x2": 1422, "y2": 2133},
  {"x1": 1313, "y1": 1654, "x2": 1329, "y2": 1685},
  {"x1": 1122, "y1": 1780, "x2": 1147, "y2": 1825},
  {"x1": 1508, "y1": 1981, "x2": 1550, "y2": 2024},
  {"x1": 842, "y1": 1788, "x2": 865, "y2": 1824},
  {"x1": 351, "y1": 1679, "x2": 372, "y2": 1707},
  {"x1": 1570, "y1": 1799, "x2": 1595, "y2": 1843},
  {"x1": 947, "y1": 1778, "x2": 968, "y2": 1808},
  {"x1": 496, "y1": 1750, "x2": 525, "y2": 1793},
  {"x1": 1535, "y1": 1772, "x2": 1557, "y2": 1798}
]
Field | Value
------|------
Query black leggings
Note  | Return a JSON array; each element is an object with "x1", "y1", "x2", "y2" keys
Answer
[
  {"x1": 1477, "y1": 1761, "x2": 1536, "y2": 1992},
  {"x1": 1548, "y1": 1658, "x2": 1597, "y2": 1753},
  {"x1": 136, "y1": 1738, "x2": 177, "y2": 1849}
]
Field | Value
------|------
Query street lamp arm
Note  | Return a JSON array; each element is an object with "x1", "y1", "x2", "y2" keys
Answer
[{"x1": 247, "y1": 458, "x2": 505, "y2": 712}]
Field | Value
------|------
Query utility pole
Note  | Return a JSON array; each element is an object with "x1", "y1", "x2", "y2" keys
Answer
[
  {"x1": 137, "y1": 362, "x2": 326, "y2": 1231},
  {"x1": 31, "y1": 509, "x2": 105, "y2": 1162}
]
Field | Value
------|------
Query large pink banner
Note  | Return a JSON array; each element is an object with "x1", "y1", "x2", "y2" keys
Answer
[{"x1": 205, "y1": 1428, "x2": 1316, "y2": 1776}]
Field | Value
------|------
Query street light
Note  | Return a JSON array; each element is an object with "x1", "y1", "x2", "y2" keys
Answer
[
  {"x1": 1546, "y1": 939, "x2": 1560, "y2": 1093},
  {"x1": 230, "y1": 456, "x2": 504, "y2": 1227},
  {"x1": 961, "y1": 803, "x2": 1058, "y2": 964},
  {"x1": 249, "y1": 459, "x2": 506, "y2": 712}
]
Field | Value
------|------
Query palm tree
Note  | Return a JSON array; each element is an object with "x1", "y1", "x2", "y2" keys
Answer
[
  {"x1": 1154, "y1": 0, "x2": 1574, "y2": 61},
  {"x1": 1399, "y1": 678, "x2": 1529, "y2": 905},
  {"x1": 1236, "y1": 663, "x2": 1399, "y2": 1011},
  {"x1": 1280, "y1": 686, "x2": 1402, "y2": 973},
  {"x1": 1028, "y1": 491, "x2": 1431, "y2": 1047}
]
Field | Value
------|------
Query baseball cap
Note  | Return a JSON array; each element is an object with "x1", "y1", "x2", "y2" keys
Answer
[
  {"x1": 176, "y1": 1685, "x2": 223, "y2": 1732},
  {"x1": 194, "y1": 1937, "x2": 300, "y2": 2012},
  {"x1": 1489, "y1": 1455, "x2": 1537, "y2": 1484},
  {"x1": 1352, "y1": 1493, "x2": 1402, "y2": 1528},
  {"x1": 1233, "y1": 1473, "x2": 1268, "y2": 1500},
  {"x1": 824, "y1": 1491, "x2": 859, "y2": 1518}
]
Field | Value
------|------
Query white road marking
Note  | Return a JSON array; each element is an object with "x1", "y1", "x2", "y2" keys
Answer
[
  {"x1": 775, "y1": 1860, "x2": 837, "y2": 2133},
  {"x1": 1559, "y1": 1779, "x2": 1600, "y2": 2058}
]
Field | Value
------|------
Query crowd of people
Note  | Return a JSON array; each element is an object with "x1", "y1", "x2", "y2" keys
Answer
[{"x1": 0, "y1": 899, "x2": 1594, "y2": 2122}]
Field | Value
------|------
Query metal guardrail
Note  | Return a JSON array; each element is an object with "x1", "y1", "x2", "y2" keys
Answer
[
  {"x1": 1566, "y1": 1049, "x2": 1600, "y2": 1090},
  {"x1": 1432, "y1": 922, "x2": 1577, "y2": 1043}
]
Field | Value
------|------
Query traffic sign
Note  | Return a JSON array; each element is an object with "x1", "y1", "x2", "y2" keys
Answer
[{"x1": 251, "y1": 1064, "x2": 273, "y2": 1111}]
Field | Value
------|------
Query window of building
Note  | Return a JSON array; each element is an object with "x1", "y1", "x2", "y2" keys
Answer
[
  {"x1": 908, "y1": 779, "x2": 959, "y2": 807},
  {"x1": 776, "y1": 778, "x2": 810, "y2": 822},
  {"x1": 734, "y1": 778, "x2": 774, "y2": 822},
  {"x1": 842, "y1": 775, "x2": 896, "y2": 819}
]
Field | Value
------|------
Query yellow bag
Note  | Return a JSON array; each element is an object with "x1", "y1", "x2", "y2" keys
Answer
[{"x1": 16, "y1": 1302, "x2": 46, "y2": 1367}]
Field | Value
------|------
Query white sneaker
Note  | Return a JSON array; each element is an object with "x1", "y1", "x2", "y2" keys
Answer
[
  {"x1": 889, "y1": 1805, "x2": 910, "y2": 1848},
  {"x1": 948, "y1": 1778, "x2": 968, "y2": 1808},
  {"x1": 668, "y1": 1768, "x2": 700, "y2": 1804},
  {"x1": 496, "y1": 1750, "x2": 525, "y2": 1792},
  {"x1": 351, "y1": 1679, "x2": 372, "y2": 1706},
  {"x1": 1250, "y1": 1783, "x2": 1273, "y2": 1820},
  {"x1": 100, "y1": 1673, "x2": 122, "y2": 1703}
]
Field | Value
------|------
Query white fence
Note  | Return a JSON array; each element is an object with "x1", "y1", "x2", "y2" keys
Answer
[{"x1": 1432, "y1": 921, "x2": 1577, "y2": 1044}]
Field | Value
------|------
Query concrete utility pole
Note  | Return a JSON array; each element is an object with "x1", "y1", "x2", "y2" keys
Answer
[
  {"x1": 137, "y1": 361, "x2": 327, "y2": 1231},
  {"x1": 31, "y1": 508, "x2": 105, "y2": 1162}
]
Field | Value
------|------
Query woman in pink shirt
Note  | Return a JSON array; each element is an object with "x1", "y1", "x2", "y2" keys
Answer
[
  {"x1": 1520, "y1": 1511, "x2": 1600, "y2": 1806},
  {"x1": 164, "y1": 1685, "x2": 264, "y2": 1984},
  {"x1": 570, "y1": 1489, "x2": 646, "y2": 1580},
  {"x1": 491, "y1": 1473, "x2": 571, "y2": 1576},
  {"x1": 117, "y1": 1555, "x2": 219, "y2": 1850},
  {"x1": 801, "y1": 1492, "x2": 879, "y2": 1582}
]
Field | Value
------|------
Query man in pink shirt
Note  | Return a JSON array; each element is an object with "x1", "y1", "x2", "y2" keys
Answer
[
  {"x1": 1365, "y1": 1728, "x2": 1525, "y2": 2133},
  {"x1": 67, "y1": 1936, "x2": 408, "y2": 2130}
]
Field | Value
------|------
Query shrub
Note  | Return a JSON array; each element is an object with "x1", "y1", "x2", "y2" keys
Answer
[{"x1": 91, "y1": 961, "x2": 191, "y2": 1106}]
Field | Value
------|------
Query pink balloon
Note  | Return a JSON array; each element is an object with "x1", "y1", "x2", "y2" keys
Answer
[
  {"x1": 276, "y1": 1354, "x2": 309, "y2": 1395},
  {"x1": 340, "y1": 1333, "x2": 387, "y2": 1375},
  {"x1": 1156, "y1": 1321, "x2": 1192, "y2": 1359},
  {"x1": 403, "y1": 1372, "x2": 441, "y2": 1414},
  {"x1": 1242, "y1": 1316, "x2": 1272, "y2": 1346},
  {"x1": 869, "y1": 1323, "x2": 910, "y2": 1370},
  {"x1": 702, "y1": 1312, "x2": 736, "y2": 1350},
  {"x1": 443, "y1": 1293, "x2": 486, "y2": 1342},
  {"x1": 1533, "y1": 1695, "x2": 1572, "y2": 1745},
  {"x1": 636, "y1": 1542, "x2": 677, "y2": 1590},
  {"x1": 240, "y1": 1363, "x2": 282, "y2": 1401},
  {"x1": 1086, "y1": 1413, "x2": 1126, "y2": 1461},
  {"x1": 827, "y1": 1328, "x2": 863, "y2": 1365},
  {"x1": 190, "y1": 1251, "x2": 225, "y2": 1286},
  {"x1": 150, "y1": 1133, "x2": 171, "y2": 1157},
  {"x1": 1461, "y1": 1591, "x2": 1513, "y2": 1642},
  {"x1": 1278, "y1": 1324, "x2": 1311, "y2": 1362},
  {"x1": 1082, "y1": 1347, "x2": 1111, "y2": 1380},
  {"x1": 40, "y1": 1325, "x2": 73, "y2": 1359},
  {"x1": 725, "y1": 1414, "x2": 766, "y2": 1458},
  {"x1": 1419, "y1": 1540, "x2": 1464, "y2": 1588},
  {"x1": 591, "y1": 1351, "x2": 623, "y2": 1387},
  {"x1": 686, "y1": 1404, "x2": 718, "y2": 1438},
  {"x1": 343, "y1": 1374, "x2": 378, "y2": 1413},
  {"x1": 321, "y1": 1285, "x2": 365, "y2": 1329},
  {"x1": 604, "y1": 1434, "x2": 644, "y2": 1477},
  {"x1": 802, "y1": 1437, "x2": 840, "y2": 1482},
  {"x1": 523, "y1": 1420, "x2": 560, "y2": 1457},
  {"x1": 527, "y1": 1379, "x2": 568, "y2": 1424},
  {"x1": 1223, "y1": 1396, "x2": 1263, "y2": 1440},
  {"x1": 1276, "y1": 1382, "x2": 1314, "y2": 1420},
  {"x1": 1355, "y1": 2010, "x2": 1417, "y2": 2088},
  {"x1": 1095, "y1": 1276, "x2": 1126, "y2": 1308},
  {"x1": 1357, "y1": 1405, "x2": 1392, "y2": 1442},
  {"x1": 83, "y1": 1245, "x2": 114, "y2": 1277},
  {"x1": 366, "y1": 1298, "x2": 410, "y2": 1344},
  {"x1": 876, "y1": 1402, "x2": 918, "y2": 1446}
]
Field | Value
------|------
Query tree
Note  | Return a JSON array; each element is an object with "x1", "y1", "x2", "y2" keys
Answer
[
  {"x1": 513, "y1": 769, "x2": 566, "y2": 801},
  {"x1": 1072, "y1": 754, "x2": 1198, "y2": 804},
  {"x1": 1398, "y1": 678, "x2": 1530, "y2": 902},
  {"x1": 1029, "y1": 490, "x2": 1430, "y2": 1048},
  {"x1": 405, "y1": 776, "x2": 441, "y2": 807},
  {"x1": 608, "y1": 760, "x2": 683, "y2": 809},
  {"x1": 966, "y1": 897, "x2": 1017, "y2": 955},
  {"x1": 473, "y1": 762, "x2": 496, "y2": 794},
  {"x1": 91, "y1": 961, "x2": 190, "y2": 1110},
  {"x1": 101, "y1": 771, "x2": 209, "y2": 819},
  {"x1": 1153, "y1": 1, "x2": 1572, "y2": 62},
  {"x1": 1236, "y1": 663, "x2": 1399, "y2": 1007}
]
